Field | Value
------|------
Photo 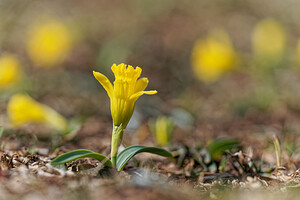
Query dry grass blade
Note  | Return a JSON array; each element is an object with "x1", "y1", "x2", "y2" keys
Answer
[{"x1": 273, "y1": 135, "x2": 281, "y2": 168}]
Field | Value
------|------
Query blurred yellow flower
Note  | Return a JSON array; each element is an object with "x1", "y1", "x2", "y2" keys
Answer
[
  {"x1": 27, "y1": 19, "x2": 73, "y2": 68},
  {"x1": 252, "y1": 18, "x2": 286, "y2": 58},
  {"x1": 0, "y1": 54, "x2": 22, "y2": 89},
  {"x1": 191, "y1": 29, "x2": 237, "y2": 83},
  {"x1": 150, "y1": 116, "x2": 174, "y2": 146},
  {"x1": 7, "y1": 93, "x2": 68, "y2": 132},
  {"x1": 93, "y1": 63, "x2": 157, "y2": 128}
]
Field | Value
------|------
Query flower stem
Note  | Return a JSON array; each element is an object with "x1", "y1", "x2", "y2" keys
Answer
[{"x1": 110, "y1": 125, "x2": 124, "y2": 168}]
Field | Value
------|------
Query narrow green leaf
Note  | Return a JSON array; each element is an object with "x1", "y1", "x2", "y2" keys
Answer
[
  {"x1": 0, "y1": 126, "x2": 3, "y2": 138},
  {"x1": 0, "y1": 126, "x2": 4, "y2": 150},
  {"x1": 116, "y1": 145, "x2": 172, "y2": 171},
  {"x1": 50, "y1": 149, "x2": 112, "y2": 167}
]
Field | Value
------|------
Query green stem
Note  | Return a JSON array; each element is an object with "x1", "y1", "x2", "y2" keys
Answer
[
  {"x1": 111, "y1": 156, "x2": 116, "y2": 168},
  {"x1": 110, "y1": 125, "x2": 124, "y2": 168}
]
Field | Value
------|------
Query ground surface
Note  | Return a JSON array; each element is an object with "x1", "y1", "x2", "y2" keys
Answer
[{"x1": 1, "y1": 115, "x2": 300, "y2": 200}]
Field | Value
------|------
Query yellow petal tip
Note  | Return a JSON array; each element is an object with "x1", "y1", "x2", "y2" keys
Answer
[{"x1": 147, "y1": 90, "x2": 158, "y2": 95}]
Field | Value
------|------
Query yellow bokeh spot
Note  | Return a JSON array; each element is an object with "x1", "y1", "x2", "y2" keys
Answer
[
  {"x1": 191, "y1": 29, "x2": 237, "y2": 83},
  {"x1": 7, "y1": 93, "x2": 68, "y2": 132},
  {"x1": 252, "y1": 18, "x2": 286, "y2": 57},
  {"x1": 27, "y1": 19, "x2": 73, "y2": 68},
  {"x1": 0, "y1": 53, "x2": 22, "y2": 89},
  {"x1": 151, "y1": 116, "x2": 174, "y2": 146}
]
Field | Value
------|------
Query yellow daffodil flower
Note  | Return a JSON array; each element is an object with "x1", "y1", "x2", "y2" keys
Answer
[
  {"x1": 0, "y1": 54, "x2": 22, "y2": 89},
  {"x1": 252, "y1": 18, "x2": 286, "y2": 58},
  {"x1": 93, "y1": 63, "x2": 157, "y2": 166},
  {"x1": 27, "y1": 19, "x2": 73, "y2": 68},
  {"x1": 150, "y1": 116, "x2": 174, "y2": 146},
  {"x1": 7, "y1": 93, "x2": 68, "y2": 132},
  {"x1": 93, "y1": 63, "x2": 157, "y2": 127},
  {"x1": 191, "y1": 29, "x2": 237, "y2": 83}
]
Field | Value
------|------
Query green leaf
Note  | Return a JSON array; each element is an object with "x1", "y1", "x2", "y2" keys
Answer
[
  {"x1": 0, "y1": 126, "x2": 3, "y2": 138},
  {"x1": 208, "y1": 138, "x2": 239, "y2": 160},
  {"x1": 50, "y1": 149, "x2": 112, "y2": 167},
  {"x1": 116, "y1": 145, "x2": 172, "y2": 171}
]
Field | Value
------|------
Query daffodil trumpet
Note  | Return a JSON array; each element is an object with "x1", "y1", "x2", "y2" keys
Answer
[{"x1": 51, "y1": 63, "x2": 172, "y2": 171}]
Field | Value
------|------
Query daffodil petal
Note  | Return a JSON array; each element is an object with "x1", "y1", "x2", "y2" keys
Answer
[
  {"x1": 130, "y1": 90, "x2": 157, "y2": 101},
  {"x1": 135, "y1": 77, "x2": 149, "y2": 93},
  {"x1": 144, "y1": 90, "x2": 157, "y2": 95},
  {"x1": 93, "y1": 71, "x2": 113, "y2": 98}
]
